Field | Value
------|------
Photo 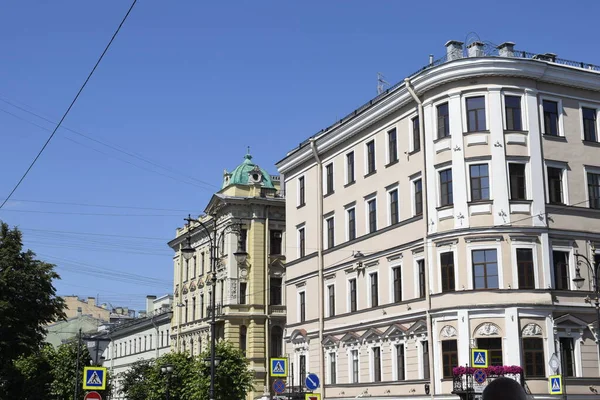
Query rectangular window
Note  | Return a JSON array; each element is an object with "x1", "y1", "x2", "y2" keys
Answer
[
  {"x1": 467, "y1": 96, "x2": 486, "y2": 132},
  {"x1": 440, "y1": 252, "x2": 455, "y2": 292},
  {"x1": 588, "y1": 172, "x2": 600, "y2": 209},
  {"x1": 470, "y1": 164, "x2": 490, "y2": 201},
  {"x1": 478, "y1": 338, "x2": 503, "y2": 366},
  {"x1": 192, "y1": 256, "x2": 196, "y2": 277},
  {"x1": 270, "y1": 277, "x2": 282, "y2": 305},
  {"x1": 240, "y1": 229, "x2": 247, "y2": 251},
  {"x1": 270, "y1": 230, "x2": 282, "y2": 255},
  {"x1": 298, "y1": 176, "x2": 305, "y2": 206},
  {"x1": 553, "y1": 250, "x2": 570, "y2": 290},
  {"x1": 418, "y1": 259, "x2": 426, "y2": 298},
  {"x1": 517, "y1": 248, "x2": 535, "y2": 290},
  {"x1": 370, "y1": 272, "x2": 379, "y2": 307},
  {"x1": 543, "y1": 100, "x2": 559, "y2": 136},
  {"x1": 368, "y1": 199, "x2": 377, "y2": 233},
  {"x1": 509, "y1": 163, "x2": 527, "y2": 200},
  {"x1": 201, "y1": 252, "x2": 205, "y2": 275},
  {"x1": 437, "y1": 102, "x2": 450, "y2": 138},
  {"x1": 414, "y1": 179, "x2": 423, "y2": 215},
  {"x1": 392, "y1": 266, "x2": 402, "y2": 303},
  {"x1": 185, "y1": 260, "x2": 189, "y2": 281},
  {"x1": 388, "y1": 128, "x2": 398, "y2": 163},
  {"x1": 440, "y1": 169, "x2": 453, "y2": 206},
  {"x1": 184, "y1": 300, "x2": 188, "y2": 324},
  {"x1": 299, "y1": 355, "x2": 307, "y2": 384},
  {"x1": 299, "y1": 292, "x2": 306, "y2": 322},
  {"x1": 200, "y1": 294, "x2": 204, "y2": 318},
  {"x1": 373, "y1": 347, "x2": 382, "y2": 382},
  {"x1": 412, "y1": 117, "x2": 420, "y2": 152},
  {"x1": 422, "y1": 341, "x2": 430, "y2": 379},
  {"x1": 192, "y1": 297, "x2": 196, "y2": 320},
  {"x1": 298, "y1": 227, "x2": 305, "y2": 258},
  {"x1": 442, "y1": 340, "x2": 458, "y2": 379},
  {"x1": 351, "y1": 350, "x2": 359, "y2": 383},
  {"x1": 472, "y1": 249, "x2": 499, "y2": 289},
  {"x1": 366, "y1": 140, "x2": 376, "y2": 174},
  {"x1": 330, "y1": 353, "x2": 337, "y2": 384},
  {"x1": 326, "y1": 217, "x2": 335, "y2": 249},
  {"x1": 505, "y1": 95, "x2": 523, "y2": 131},
  {"x1": 560, "y1": 337, "x2": 575, "y2": 377},
  {"x1": 523, "y1": 338, "x2": 545, "y2": 378},
  {"x1": 346, "y1": 152, "x2": 355, "y2": 184},
  {"x1": 328, "y1": 285, "x2": 335, "y2": 317},
  {"x1": 396, "y1": 344, "x2": 405, "y2": 380},
  {"x1": 583, "y1": 107, "x2": 597, "y2": 142},
  {"x1": 547, "y1": 167, "x2": 564, "y2": 204},
  {"x1": 325, "y1": 163, "x2": 334, "y2": 195},
  {"x1": 349, "y1": 278, "x2": 357, "y2": 312},
  {"x1": 389, "y1": 189, "x2": 399, "y2": 225},
  {"x1": 347, "y1": 208, "x2": 356, "y2": 241}
]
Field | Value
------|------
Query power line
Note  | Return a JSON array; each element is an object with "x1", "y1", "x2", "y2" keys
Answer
[
  {"x1": 7, "y1": 198, "x2": 198, "y2": 213},
  {"x1": 0, "y1": 209, "x2": 182, "y2": 217},
  {"x1": 0, "y1": 0, "x2": 138, "y2": 210},
  {"x1": 21, "y1": 227, "x2": 170, "y2": 241}
]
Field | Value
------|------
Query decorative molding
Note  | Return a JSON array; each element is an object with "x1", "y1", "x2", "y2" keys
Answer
[
  {"x1": 440, "y1": 325, "x2": 458, "y2": 338},
  {"x1": 386, "y1": 253, "x2": 403, "y2": 262},
  {"x1": 465, "y1": 235, "x2": 503, "y2": 243},
  {"x1": 295, "y1": 281, "x2": 307, "y2": 288},
  {"x1": 476, "y1": 322, "x2": 500, "y2": 336},
  {"x1": 522, "y1": 323, "x2": 543, "y2": 337}
]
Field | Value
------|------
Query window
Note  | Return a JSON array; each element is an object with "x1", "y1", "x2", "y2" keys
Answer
[
  {"x1": 553, "y1": 250, "x2": 570, "y2": 290},
  {"x1": 517, "y1": 248, "x2": 535, "y2": 289},
  {"x1": 388, "y1": 128, "x2": 398, "y2": 163},
  {"x1": 192, "y1": 256, "x2": 196, "y2": 277},
  {"x1": 372, "y1": 347, "x2": 382, "y2": 382},
  {"x1": 240, "y1": 229, "x2": 247, "y2": 251},
  {"x1": 417, "y1": 259, "x2": 426, "y2": 298},
  {"x1": 270, "y1": 230, "x2": 282, "y2": 255},
  {"x1": 437, "y1": 102, "x2": 450, "y2": 138},
  {"x1": 470, "y1": 164, "x2": 490, "y2": 201},
  {"x1": 240, "y1": 325, "x2": 247, "y2": 356},
  {"x1": 185, "y1": 260, "x2": 189, "y2": 281},
  {"x1": 184, "y1": 300, "x2": 188, "y2": 323},
  {"x1": 509, "y1": 163, "x2": 527, "y2": 200},
  {"x1": 466, "y1": 96, "x2": 486, "y2": 132},
  {"x1": 326, "y1": 217, "x2": 335, "y2": 249},
  {"x1": 523, "y1": 338, "x2": 545, "y2": 378},
  {"x1": 412, "y1": 117, "x2": 420, "y2": 152},
  {"x1": 414, "y1": 179, "x2": 423, "y2": 215},
  {"x1": 588, "y1": 172, "x2": 600, "y2": 209},
  {"x1": 439, "y1": 169, "x2": 453, "y2": 206},
  {"x1": 543, "y1": 100, "x2": 559, "y2": 136},
  {"x1": 548, "y1": 167, "x2": 564, "y2": 204},
  {"x1": 440, "y1": 252, "x2": 455, "y2": 292},
  {"x1": 422, "y1": 341, "x2": 430, "y2": 379},
  {"x1": 325, "y1": 163, "x2": 334, "y2": 195},
  {"x1": 392, "y1": 266, "x2": 402, "y2": 303},
  {"x1": 583, "y1": 107, "x2": 597, "y2": 141},
  {"x1": 396, "y1": 344, "x2": 405, "y2": 380},
  {"x1": 478, "y1": 338, "x2": 503, "y2": 366},
  {"x1": 505, "y1": 95, "x2": 522, "y2": 131},
  {"x1": 270, "y1": 326, "x2": 283, "y2": 358},
  {"x1": 347, "y1": 208, "x2": 356, "y2": 241},
  {"x1": 560, "y1": 337, "x2": 575, "y2": 377},
  {"x1": 370, "y1": 272, "x2": 379, "y2": 307},
  {"x1": 192, "y1": 297, "x2": 196, "y2": 320},
  {"x1": 367, "y1": 199, "x2": 377, "y2": 233},
  {"x1": 366, "y1": 140, "x2": 376, "y2": 174},
  {"x1": 299, "y1": 355, "x2": 307, "y2": 384},
  {"x1": 239, "y1": 282, "x2": 247, "y2": 304},
  {"x1": 349, "y1": 278, "x2": 357, "y2": 312},
  {"x1": 299, "y1": 292, "x2": 306, "y2": 322},
  {"x1": 298, "y1": 176, "x2": 305, "y2": 206},
  {"x1": 472, "y1": 249, "x2": 499, "y2": 289},
  {"x1": 389, "y1": 189, "x2": 399, "y2": 225},
  {"x1": 200, "y1": 294, "x2": 204, "y2": 318},
  {"x1": 298, "y1": 227, "x2": 305, "y2": 258},
  {"x1": 346, "y1": 152, "x2": 355, "y2": 184},
  {"x1": 329, "y1": 353, "x2": 337, "y2": 384},
  {"x1": 327, "y1": 285, "x2": 335, "y2": 317},
  {"x1": 351, "y1": 350, "x2": 359, "y2": 383},
  {"x1": 270, "y1": 277, "x2": 282, "y2": 305},
  {"x1": 442, "y1": 340, "x2": 458, "y2": 378},
  {"x1": 201, "y1": 252, "x2": 205, "y2": 275}
]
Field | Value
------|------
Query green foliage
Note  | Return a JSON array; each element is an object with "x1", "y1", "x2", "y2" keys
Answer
[{"x1": 118, "y1": 359, "x2": 153, "y2": 400}]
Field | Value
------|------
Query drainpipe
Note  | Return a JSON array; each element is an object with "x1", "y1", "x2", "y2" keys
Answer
[
  {"x1": 405, "y1": 78, "x2": 434, "y2": 400},
  {"x1": 309, "y1": 138, "x2": 325, "y2": 399}
]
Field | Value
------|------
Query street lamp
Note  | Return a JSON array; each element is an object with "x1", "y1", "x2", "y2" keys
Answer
[{"x1": 160, "y1": 364, "x2": 174, "y2": 400}]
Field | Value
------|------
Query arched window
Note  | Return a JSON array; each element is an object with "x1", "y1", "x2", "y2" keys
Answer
[
  {"x1": 240, "y1": 325, "x2": 247, "y2": 356},
  {"x1": 270, "y1": 326, "x2": 283, "y2": 358}
]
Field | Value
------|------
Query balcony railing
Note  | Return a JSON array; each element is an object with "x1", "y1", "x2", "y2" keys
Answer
[{"x1": 452, "y1": 366, "x2": 524, "y2": 398}]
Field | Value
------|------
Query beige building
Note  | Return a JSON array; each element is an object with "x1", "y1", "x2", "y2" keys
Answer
[
  {"x1": 168, "y1": 153, "x2": 286, "y2": 399},
  {"x1": 63, "y1": 295, "x2": 109, "y2": 321},
  {"x1": 276, "y1": 39, "x2": 600, "y2": 399}
]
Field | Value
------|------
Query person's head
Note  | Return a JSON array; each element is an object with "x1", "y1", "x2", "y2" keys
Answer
[{"x1": 482, "y1": 377, "x2": 528, "y2": 400}]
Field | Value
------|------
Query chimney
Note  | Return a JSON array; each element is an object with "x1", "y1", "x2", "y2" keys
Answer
[
  {"x1": 87, "y1": 297, "x2": 96, "y2": 308},
  {"x1": 497, "y1": 42, "x2": 515, "y2": 58},
  {"x1": 467, "y1": 41, "x2": 485, "y2": 58},
  {"x1": 146, "y1": 295, "x2": 157, "y2": 313},
  {"x1": 445, "y1": 40, "x2": 464, "y2": 61}
]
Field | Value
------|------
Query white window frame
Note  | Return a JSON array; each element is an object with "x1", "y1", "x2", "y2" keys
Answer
[
  {"x1": 326, "y1": 283, "x2": 336, "y2": 317},
  {"x1": 364, "y1": 194, "x2": 377, "y2": 234},
  {"x1": 297, "y1": 175, "x2": 306, "y2": 207},
  {"x1": 368, "y1": 344, "x2": 383, "y2": 382},
  {"x1": 417, "y1": 338, "x2": 429, "y2": 380},
  {"x1": 297, "y1": 289, "x2": 306, "y2": 323},
  {"x1": 296, "y1": 225, "x2": 306, "y2": 259},
  {"x1": 346, "y1": 273, "x2": 358, "y2": 313},
  {"x1": 345, "y1": 151, "x2": 355, "y2": 185},
  {"x1": 295, "y1": 349, "x2": 310, "y2": 384},
  {"x1": 348, "y1": 348, "x2": 360, "y2": 384},
  {"x1": 387, "y1": 184, "x2": 400, "y2": 226},
  {"x1": 545, "y1": 161, "x2": 569, "y2": 205},
  {"x1": 510, "y1": 242, "x2": 539, "y2": 290},
  {"x1": 324, "y1": 161, "x2": 334, "y2": 195},
  {"x1": 386, "y1": 125, "x2": 399, "y2": 164},
  {"x1": 556, "y1": 334, "x2": 583, "y2": 378},
  {"x1": 437, "y1": 245, "x2": 459, "y2": 293},
  {"x1": 539, "y1": 95, "x2": 565, "y2": 137},
  {"x1": 466, "y1": 242, "x2": 504, "y2": 290},
  {"x1": 392, "y1": 340, "x2": 408, "y2": 380},
  {"x1": 364, "y1": 138, "x2": 377, "y2": 176},
  {"x1": 389, "y1": 259, "x2": 404, "y2": 303},
  {"x1": 584, "y1": 165, "x2": 600, "y2": 209},
  {"x1": 466, "y1": 160, "x2": 492, "y2": 202},
  {"x1": 434, "y1": 99, "x2": 451, "y2": 139},
  {"x1": 345, "y1": 206, "x2": 356, "y2": 242},
  {"x1": 437, "y1": 166, "x2": 453, "y2": 208},
  {"x1": 550, "y1": 245, "x2": 576, "y2": 291},
  {"x1": 327, "y1": 351, "x2": 338, "y2": 384},
  {"x1": 367, "y1": 269, "x2": 380, "y2": 308},
  {"x1": 501, "y1": 91, "x2": 527, "y2": 131},
  {"x1": 413, "y1": 255, "x2": 425, "y2": 299},
  {"x1": 409, "y1": 113, "x2": 419, "y2": 152},
  {"x1": 324, "y1": 215, "x2": 335, "y2": 250},
  {"x1": 507, "y1": 161, "x2": 530, "y2": 201},
  {"x1": 462, "y1": 92, "x2": 490, "y2": 133},
  {"x1": 579, "y1": 102, "x2": 600, "y2": 142},
  {"x1": 410, "y1": 175, "x2": 423, "y2": 216}
]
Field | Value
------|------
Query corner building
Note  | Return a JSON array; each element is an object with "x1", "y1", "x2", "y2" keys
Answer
[{"x1": 276, "y1": 40, "x2": 600, "y2": 399}]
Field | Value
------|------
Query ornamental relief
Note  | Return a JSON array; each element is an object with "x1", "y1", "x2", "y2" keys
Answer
[
  {"x1": 475, "y1": 322, "x2": 501, "y2": 336},
  {"x1": 522, "y1": 323, "x2": 542, "y2": 336},
  {"x1": 440, "y1": 325, "x2": 457, "y2": 338}
]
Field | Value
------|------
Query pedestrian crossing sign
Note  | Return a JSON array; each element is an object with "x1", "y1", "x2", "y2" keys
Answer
[
  {"x1": 270, "y1": 358, "x2": 287, "y2": 377},
  {"x1": 471, "y1": 349, "x2": 488, "y2": 368},
  {"x1": 549, "y1": 375, "x2": 563, "y2": 395},
  {"x1": 83, "y1": 366, "x2": 107, "y2": 390}
]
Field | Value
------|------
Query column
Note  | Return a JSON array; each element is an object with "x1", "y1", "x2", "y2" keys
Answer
[{"x1": 488, "y1": 87, "x2": 511, "y2": 225}]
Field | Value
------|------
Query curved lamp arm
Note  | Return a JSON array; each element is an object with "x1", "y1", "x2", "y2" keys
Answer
[{"x1": 573, "y1": 251, "x2": 600, "y2": 292}]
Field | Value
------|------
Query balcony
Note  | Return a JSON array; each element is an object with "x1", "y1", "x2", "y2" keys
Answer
[{"x1": 268, "y1": 304, "x2": 286, "y2": 315}]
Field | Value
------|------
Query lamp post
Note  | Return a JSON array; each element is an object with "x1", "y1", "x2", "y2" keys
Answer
[
  {"x1": 160, "y1": 364, "x2": 174, "y2": 400},
  {"x1": 181, "y1": 214, "x2": 248, "y2": 400}
]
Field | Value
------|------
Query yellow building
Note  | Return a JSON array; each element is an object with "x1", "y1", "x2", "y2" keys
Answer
[{"x1": 168, "y1": 152, "x2": 286, "y2": 399}]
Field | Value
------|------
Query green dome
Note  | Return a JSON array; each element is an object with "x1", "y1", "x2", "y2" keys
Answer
[{"x1": 222, "y1": 153, "x2": 275, "y2": 190}]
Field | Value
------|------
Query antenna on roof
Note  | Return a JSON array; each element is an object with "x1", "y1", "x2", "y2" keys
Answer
[{"x1": 377, "y1": 72, "x2": 390, "y2": 95}]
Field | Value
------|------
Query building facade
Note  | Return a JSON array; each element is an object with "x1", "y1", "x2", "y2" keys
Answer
[
  {"x1": 168, "y1": 153, "x2": 286, "y2": 399},
  {"x1": 63, "y1": 295, "x2": 110, "y2": 320},
  {"x1": 276, "y1": 40, "x2": 600, "y2": 399}
]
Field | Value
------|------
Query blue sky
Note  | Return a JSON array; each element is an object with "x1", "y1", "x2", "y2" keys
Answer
[{"x1": 1, "y1": 0, "x2": 599, "y2": 312}]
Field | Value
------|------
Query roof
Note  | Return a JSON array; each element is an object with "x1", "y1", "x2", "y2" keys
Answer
[{"x1": 222, "y1": 152, "x2": 275, "y2": 189}]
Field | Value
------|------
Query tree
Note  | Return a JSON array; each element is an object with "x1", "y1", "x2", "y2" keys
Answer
[{"x1": 118, "y1": 359, "x2": 153, "y2": 400}]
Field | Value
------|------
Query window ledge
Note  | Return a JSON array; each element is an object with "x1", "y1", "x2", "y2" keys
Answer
[
  {"x1": 408, "y1": 148, "x2": 421, "y2": 155},
  {"x1": 436, "y1": 204, "x2": 454, "y2": 211},
  {"x1": 364, "y1": 170, "x2": 377, "y2": 179},
  {"x1": 433, "y1": 135, "x2": 451, "y2": 144},
  {"x1": 504, "y1": 129, "x2": 528, "y2": 134},
  {"x1": 542, "y1": 134, "x2": 567, "y2": 142},
  {"x1": 468, "y1": 199, "x2": 493, "y2": 205},
  {"x1": 324, "y1": 191, "x2": 335, "y2": 199},
  {"x1": 464, "y1": 130, "x2": 490, "y2": 135},
  {"x1": 509, "y1": 199, "x2": 533, "y2": 204},
  {"x1": 385, "y1": 159, "x2": 399, "y2": 168},
  {"x1": 582, "y1": 139, "x2": 600, "y2": 147},
  {"x1": 296, "y1": 203, "x2": 306, "y2": 209},
  {"x1": 344, "y1": 180, "x2": 356, "y2": 188}
]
